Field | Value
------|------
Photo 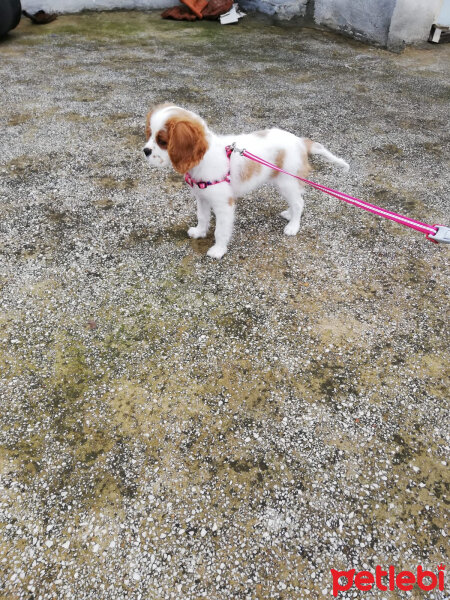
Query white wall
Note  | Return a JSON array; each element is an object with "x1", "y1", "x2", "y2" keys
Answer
[
  {"x1": 313, "y1": 0, "x2": 443, "y2": 47},
  {"x1": 241, "y1": 0, "x2": 307, "y2": 18},
  {"x1": 23, "y1": 0, "x2": 307, "y2": 18},
  {"x1": 313, "y1": 0, "x2": 397, "y2": 46},
  {"x1": 21, "y1": 0, "x2": 173, "y2": 12},
  {"x1": 388, "y1": 0, "x2": 443, "y2": 47},
  {"x1": 21, "y1": 0, "x2": 445, "y2": 46},
  {"x1": 436, "y1": 0, "x2": 450, "y2": 26}
]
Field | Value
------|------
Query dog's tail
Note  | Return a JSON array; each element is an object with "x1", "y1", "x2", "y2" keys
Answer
[{"x1": 306, "y1": 139, "x2": 349, "y2": 172}]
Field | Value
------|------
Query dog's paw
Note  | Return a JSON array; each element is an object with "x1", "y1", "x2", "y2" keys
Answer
[
  {"x1": 188, "y1": 226, "x2": 207, "y2": 239},
  {"x1": 284, "y1": 221, "x2": 300, "y2": 236},
  {"x1": 207, "y1": 245, "x2": 227, "y2": 259},
  {"x1": 279, "y1": 210, "x2": 291, "y2": 221}
]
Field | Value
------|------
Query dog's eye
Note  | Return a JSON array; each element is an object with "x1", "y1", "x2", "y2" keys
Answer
[{"x1": 156, "y1": 133, "x2": 168, "y2": 149}]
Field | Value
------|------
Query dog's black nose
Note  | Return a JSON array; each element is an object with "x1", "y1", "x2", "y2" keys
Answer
[{"x1": 143, "y1": 147, "x2": 152, "y2": 157}]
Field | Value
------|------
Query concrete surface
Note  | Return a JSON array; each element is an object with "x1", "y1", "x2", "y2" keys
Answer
[
  {"x1": 242, "y1": 0, "x2": 308, "y2": 19},
  {"x1": 21, "y1": 0, "x2": 174, "y2": 13},
  {"x1": 313, "y1": 0, "x2": 396, "y2": 46},
  {"x1": 312, "y1": 0, "x2": 444, "y2": 47},
  {"x1": 0, "y1": 11, "x2": 449, "y2": 600},
  {"x1": 388, "y1": 0, "x2": 444, "y2": 49},
  {"x1": 20, "y1": 0, "x2": 446, "y2": 45}
]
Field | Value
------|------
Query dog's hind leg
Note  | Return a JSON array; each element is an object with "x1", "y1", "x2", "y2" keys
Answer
[{"x1": 277, "y1": 177, "x2": 305, "y2": 236}]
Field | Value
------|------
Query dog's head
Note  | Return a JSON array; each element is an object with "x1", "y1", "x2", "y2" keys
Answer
[{"x1": 143, "y1": 104, "x2": 209, "y2": 174}]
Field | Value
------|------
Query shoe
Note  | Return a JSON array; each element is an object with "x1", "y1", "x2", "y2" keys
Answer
[{"x1": 22, "y1": 10, "x2": 57, "y2": 25}]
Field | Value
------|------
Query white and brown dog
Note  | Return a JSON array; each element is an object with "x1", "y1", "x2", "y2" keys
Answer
[{"x1": 143, "y1": 104, "x2": 349, "y2": 259}]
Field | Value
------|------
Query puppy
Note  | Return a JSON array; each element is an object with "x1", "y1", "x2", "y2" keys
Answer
[{"x1": 143, "y1": 103, "x2": 349, "y2": 259}]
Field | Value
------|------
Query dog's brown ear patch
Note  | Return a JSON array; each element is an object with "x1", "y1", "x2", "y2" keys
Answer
[
  {"x1": 156, "y1": 129, "x2": 169, "y2": 149},
  {"x1": 167, "y1": 116, "x2": 209, "y2": 174}
]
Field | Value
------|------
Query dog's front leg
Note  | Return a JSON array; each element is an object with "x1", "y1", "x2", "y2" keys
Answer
[
  {"x1": 188, "y1": 195, "x2": 211, "y2": 239},
  {"x1": 207, "y1": 193, "x2": 235, "y2": 259}
]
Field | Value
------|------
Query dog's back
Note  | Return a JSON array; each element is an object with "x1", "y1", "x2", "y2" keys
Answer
[{"x1": 222, "y1": 128, "x2": 349, "y2": 197}]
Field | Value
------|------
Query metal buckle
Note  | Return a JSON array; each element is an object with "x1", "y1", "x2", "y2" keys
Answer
[
  {"x1": 427, "y1": 225, "x2": 450, "y2": 244},
  {"x1": 227, "y1": 142, "x2": 246, "y2": 156}
]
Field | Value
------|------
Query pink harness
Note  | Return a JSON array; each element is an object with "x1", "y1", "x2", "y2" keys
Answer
[
  {"x1": 226, "y1": 143, "x2": 449, "y2": 245},
  {"x1": 185, "y1": 146, "x2": 233, "y2": 190}
]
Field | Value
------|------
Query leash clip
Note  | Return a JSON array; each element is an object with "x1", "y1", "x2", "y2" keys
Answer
[
  {"x1": 427, "y1": 225, "x2": 450, "y2": 244},
  {"x1": 227, "y1": 142, "x2": 246, "y2": 156}
]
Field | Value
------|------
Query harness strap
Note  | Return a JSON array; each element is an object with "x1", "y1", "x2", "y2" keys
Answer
[{"x1": 185, "y1": 146, "x2": 233, "y2": 190}]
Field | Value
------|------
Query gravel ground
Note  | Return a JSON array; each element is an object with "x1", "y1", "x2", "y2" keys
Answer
[{"x1": 0, "y1": 11, "x2": 449, "y2": 600}]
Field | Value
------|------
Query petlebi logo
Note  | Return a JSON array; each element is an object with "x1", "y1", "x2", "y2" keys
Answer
[{"x1": 330, "y1": 564, "x2": 446, "y2": 597}]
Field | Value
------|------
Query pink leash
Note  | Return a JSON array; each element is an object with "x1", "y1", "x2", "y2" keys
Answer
[{"x1": 226, "y1": 144, "x2": 450, "y2": 244}]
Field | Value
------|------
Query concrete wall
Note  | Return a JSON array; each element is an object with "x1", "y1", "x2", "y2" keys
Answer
[
  {"x1": 21, "y1": 0, "x2": 306, "y2": 17},
  {"x1": 313, "y1": 0, "x2": 397, "y2": 46},
  {"x1": 241, "y1": 0, "x2": 307, "y2": 18},
  {"x1": 21, "y1": 0, "x2": 173, "y2": 12},
  {"x1": 21, "y1": 0, "x2": 445, "y2": 46},
  {"x1": 245, "y1": 0, "x2": 444, "y2": 46},
  {"x1": 388, "y1": 0, "x2": 444, "y2": 48},
  {"x1": 436, "y1": 0, "x2": 450, "y2": 26}
]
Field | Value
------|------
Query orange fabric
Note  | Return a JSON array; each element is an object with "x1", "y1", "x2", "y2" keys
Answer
[
  {"x1": 202, "y1": 0, "x2": 233, "y2": 19},
  {"x1": 180, "y1": 0, "x2": 208, "y2": 18},
  {"x1": 161, "y1": 5, "x2": 198, "y2": 20},
  {"x1": 161, "y1": 0, "x2": 233, "y2": 21}
]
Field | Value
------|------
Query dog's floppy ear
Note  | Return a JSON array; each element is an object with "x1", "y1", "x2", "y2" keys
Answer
[{"x1": 167, "y1": 117, "x2": 209, "y2": 174}]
